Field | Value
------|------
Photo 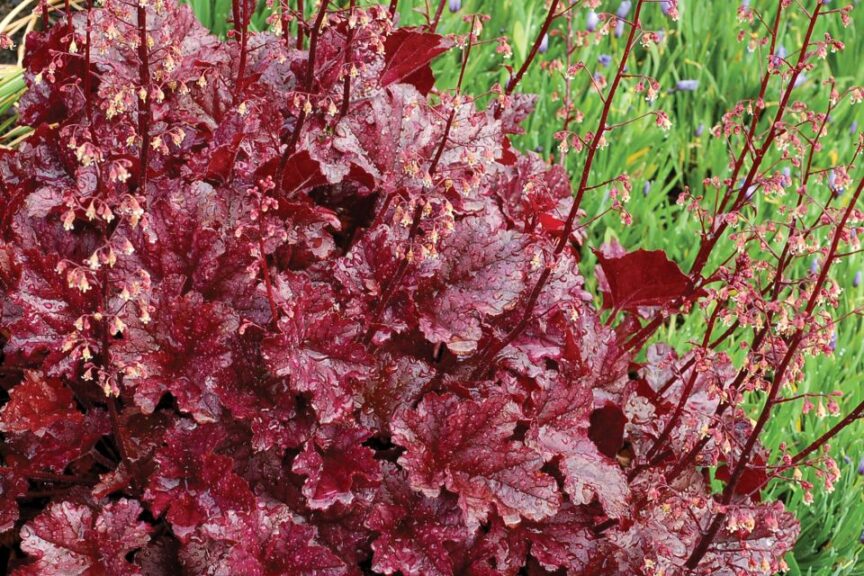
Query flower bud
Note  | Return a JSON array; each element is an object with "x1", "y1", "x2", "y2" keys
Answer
[{"x1": 675, "y1": 79, "x2": 699, "y2": 91}]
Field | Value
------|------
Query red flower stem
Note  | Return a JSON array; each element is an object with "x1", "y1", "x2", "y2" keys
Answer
[
  {"x1": 234, "y1": 0, "x2": 252, "y2": 102},
  {"x1": 789, "y1": 398, "x2": 864, "y2": 466},
  {"x1": 137, "y1": 2, "x2": 151, "y2": 194},
  {"x1": 232, "y1": 0, "x2": 240, "y2": 35},
  {"x1": 503, "y1": 0, "x2": 559, "y2": 99},
  {"x1": 388, "y1": 0, "x2": 399, "y2": 20},
  {"x1": 258, "y1": 210, "x2": 280, "y2": 324},
  {"x1": 470, "y1": 0, "x2": 643, "y2": 380},
  {"x1": 685, "y1": 173, "x2": 863, "y2": 570},
  {"x1": 429, "y1": 0, "x2": 446, "y2": 32},
  {"x1": 107, "y1": 397, "x2": 133, "y2": 471},
  {"x1": 41, "y1": 0, "x2": 48, "y2": 28},
  {"x1": 281, "y1": 0, "x2": 291, "y2": 46},
  {"x1": 302, "y1": 0, "x2": 327, "y2": 92},
  {"x1": 277, "y1": 0, "x2": 330, "y2": 182},
  {"x1": 340, "y1": 0, "x2": 356, "y2": 118},
  {"x1": 296, "y1": 0, "x2": 305, "y2": 49},
  {"x1": 84, "y1": 0, "x2": 93, "y2": 120}
]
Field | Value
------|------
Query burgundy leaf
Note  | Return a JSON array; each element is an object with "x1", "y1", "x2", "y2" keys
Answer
[
  {"x1": 392, "y1": 393, "x2": 560, "y2": 529},
  {"x1": 15, "y1": 499, "x2": 152, "y2": 576},
  {"x1": 525, "y1": 374, "x2": 629, "y2": 518},
  {"x1": 595, "y1": 249, "x2": 697, "y2": 311},
  {"x1": 292, "y1": 423, "x2": 382, "y2": 510},
  {"x1": 0, "y1": 468, "x2": 27, "y2": 534},
  {"x1": 262, "y1": 273, "x2": 373, "y2": 423},
  {"x1": 417, "y1": 217, "x2": 537, "y2": 356},
  {"x1": 0, "y1": 371, "x2": 82, "y2": 435},
  {"x1": 380, "y1": 29, "x2": 452, "y2": 94},
  {"x1": 367, "y1": 463, "x2": 470, "y2": 576}
]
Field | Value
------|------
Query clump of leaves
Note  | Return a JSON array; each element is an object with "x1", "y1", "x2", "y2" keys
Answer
[{"x1": 0, "y1": 0, "x2": 862, "y2": 574}]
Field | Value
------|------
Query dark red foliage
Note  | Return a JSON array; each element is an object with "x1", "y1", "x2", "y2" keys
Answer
[
  {"x1": 0, "y1": 1, "x2": 798, "y2": 575},
  {"x1": 596, "y1": 249, "x2": 700, "y2": 312}
]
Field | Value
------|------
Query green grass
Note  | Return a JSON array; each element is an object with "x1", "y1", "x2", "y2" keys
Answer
[{"x1": 2, "y1": 1, "x2": 863, "y2": 573}]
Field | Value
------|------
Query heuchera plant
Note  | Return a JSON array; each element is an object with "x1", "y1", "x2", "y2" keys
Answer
[{"x1": 0, "y1": 0, "x2": 862, "y2": 574}]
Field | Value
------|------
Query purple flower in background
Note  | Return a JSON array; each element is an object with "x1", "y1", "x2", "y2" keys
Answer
[
  {"x1": 675, "y1": 79, "x2": 699, "y2": 91},
  {"x1": 854, "y1": 270, "x2": 862, "y2": 288},
  {"x1": 793, "y1": 73, "x2": 807, "y2": 88},
  {"x1": 781, "y1": 166, "x2": 792, "y2": 188},
  {"x1": 851, "y1": 121, "x2": 859, "y2": 134},
  {"x1": 539, "y1": 33, "x2": 549, "y2": 53},
  {"x1": 616, "y1": 1, "x2": 632, "y2": 18},
  {"x1": 829, "y1": 330, "x2": 837, "y2": 351},
  {"x1": 770, "y1": 44, "x2": 787, "y2": 67},
  {"x1": 860, "y1": 529, "x2": 864, "y2": 545},
  {"x1": 695, "y1": 123, "x2": 705, "y2": 137},
  {"x1": 615, "y1": 19, "x2": 625, "y2": 37},
  {"x1": 643, "y1": 181, "x2": 652, "y2": 196},
  {"x1": 448, "y1": 0, "x2": 461, "y2": 12},
  {"x1": 741, "y1": 0, "x2": 751, "y2": 7},
  {"x1": 828, "y1": 169, "x2": 845, "y2": 196},
  {"x1": 660, "y1": 0, "x2": 674, "y2": 15},
  {"x1": 738, "y1": 178, "x2": 757, "y2": 200},
  {"x1": 598, "y1": 54, "x2": 612, "y2": 67},
  {"x1": 810, "y1": 257, "x2": 820, "y2": 275},
  {"x1": 859, "y1": 457, "x2": 864, "y2": 475},
  {"x1": 586, "y1": 10, "x2": 599, "y2": 31}
]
